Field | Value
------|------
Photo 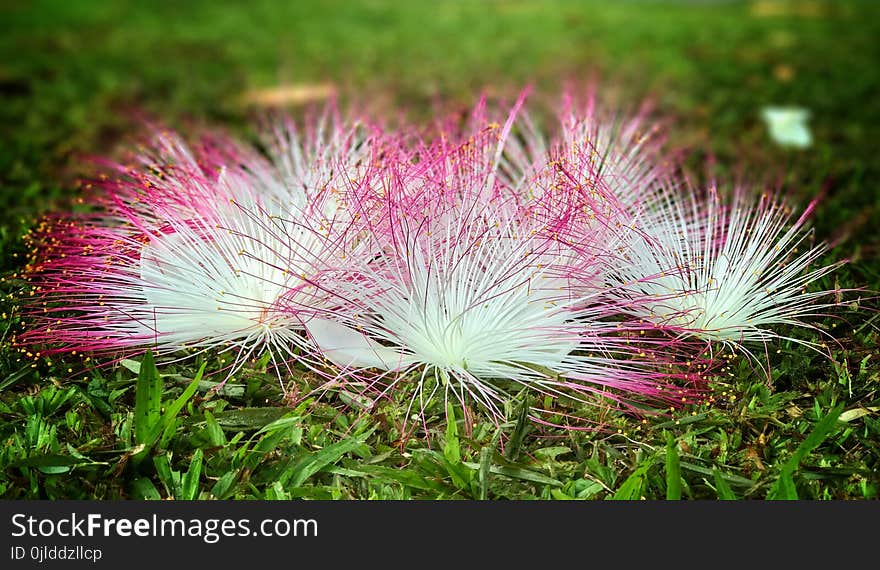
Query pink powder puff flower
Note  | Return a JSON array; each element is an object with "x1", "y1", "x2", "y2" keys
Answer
[
  {"x1": 303, "y1": 125, "x2": 709, "y2": 428},
  {"x1": 491, "y1": 90, "x2": 672, "y2": 219},
  {"x1": 21, "y1": 114, "x2": 386, "y2": 383},
  {"x1": 457, "y1": 91, "x2": 676, "y2": 299},
  {"x1": 608, "y1": 185, "x2": 845, "y2": 357},
  {"x1": 508, "y1": 92, "x2": 845, "y2": 361}
]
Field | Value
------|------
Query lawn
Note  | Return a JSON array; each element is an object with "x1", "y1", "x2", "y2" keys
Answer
[{"x1": 1, "y1": 0, "x2": 878, "y2": 499}]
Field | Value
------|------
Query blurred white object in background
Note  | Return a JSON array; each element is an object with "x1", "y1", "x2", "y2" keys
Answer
[{"x1": 761, "y1": 106, "x2": 812, "y2": 149}]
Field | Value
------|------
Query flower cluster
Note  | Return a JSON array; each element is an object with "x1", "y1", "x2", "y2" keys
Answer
[{"x1": 18, "y1": 94, "x2": 844, "y2": 428}]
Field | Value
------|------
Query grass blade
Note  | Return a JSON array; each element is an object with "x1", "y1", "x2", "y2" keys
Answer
[
  {"x1": 444, "y1": 401, "x2": 461, "y2": 465},
  {"x1": 504, "y1": 392, "x2": 530, "y2": 462},
  {"x1": 340, "y1": 464, "x2": 448, "y2": 493},
  {"x1": 665, "y1": 433, "x2": 682, "y2": 500},
  {"x1": 712, "y1": 469, "x2": 738, "y2": 500},
  {"x1": 679, "y1": 461, "x2": 755, "y2": 487},
  {"x1": 158, "y1": 364, "x2": 207, "y2": 448},
  {"x1": 284, "y1": 436, "x2": 369, "y2": 488},
  {"x1": 213, "y1": 407, "x2": 293, "y2": 430},
  {"x1": 461, "y1": 462, "x2": 563, "y2": 487},
  {"x1": 769, "y1": 473, "x2": 799, "y2": 500},
  {"x1": 479, "y1": 446, "x2": 492, "y2": 500},
  {"x1": 153, "y1": 453, "x2": 179, "y2": 498},
  {"x1": 211, "y1": 470, "x2": 239, "y2": 499},
  {"x1": 610, "y1": 457, "x2": 654, "y2": 500},
  {"x1": 767, "y1": 404, "x2": 844, "y2": 500},
  {"x1": 180, "y1": 449, "x2": 203, "y2": 500},
  {"x1": 134, "y1": 350, "x2": 162, "y2": 449},
  {"x1": 131, "y1": 477, "x2": 162, "y2": 500}
]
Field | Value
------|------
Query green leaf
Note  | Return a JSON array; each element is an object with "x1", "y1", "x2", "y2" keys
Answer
[
  {"x1": 202, "y1": 410, "x2": 227, "y2": 447},
  {"x1": 0, "y1": 365, "x2": 32, "y2": 391},
  {"x1": 767, "y1": 404, "x2": 844, "y2": 500},
  {"x1": 158, "y1": 363, "x2": 206, "y2": 448},
  {"x1": 133, "y1": 350, "x2": 163, "y2": 449},
  {"x1": 211, "y1": 471, "x2": 240, "y2": 499},
  {"x1": 665, "y1": 433, "x2": 682, "y2": 500},
  {"x1": 712, "y1": 469, "x2": 738, "y2": 500},
  {"x1": 283, "y1": 435, "x2": 370, "y2": 488},
  {"x1": 120, "y1": 359, "x2": 141, "y2": 375},
  {"x1": 131, "y1": 477, "x2": 162, "y2": 500},
  {"x1": 37, "y1": 465, "x2": 71, "y2": 475},
  {"x1": 440, "y1": 404, "x2": 475, "y2": 492},
  {"x1": 479, "y1": 446, "x2": 492, "y2": 500},
  {"x1": 241, "y1": 427, "x2": 293, "y2": 471},
  {"x1": 680, "y1": 461, "x2": 755, "y2": 487},
  {"x1": 839, "y1": 406, "x2": 878, "y2": 423},
  {"x1": 769, "y1": 473, "x2": 799, "y2": 500},
  {"x1": 14, "y1": 454, "x2": 87, "y2": 469},
  {"x1": 153, "y1": 453, "x2": 180, "y2": 498},
  {"x1": 505, "y1": 392, "x2": 530, "y2": 461},
  {"x1": 255, "y1": 415, "x2": 302, "y2": 437},
  {"x1": 443, "y1": 401, "x2": 461, "y2": 465},
  {"x1": 265, "y1": 481, "x2": 291, "y2": 500},
  {"x1": 610, "y1": 456, "x2": 654, "y2": 500},
  {"x1": 585, "y1": 454, "x2": 616, "y2": 487},
  {"x1": 197, "y1": 380, "x2": 245, "y2": 398},
  {"x1": 83, "y1": 378, "x2": 113, "y2": 417},
  {"x1": 533, "y1": 446, "x2": 571, "y2": 462},
  {"x1": 461, "y1": 462, "x2": 563, "y2": 487},
  {"x1": 180, "y1": 449, "x2": 203, "y2": 500},
  {"x1": 442, "y1": 460, "x2": 473, "y2": 493},
  {"x1": 551, "y1": 489, "x2": 574, "y2": 500},
  {"x1": 340, "y1": 463, "x2": 447, "y2": 493},
  {"x1": 213, "y1": 407, "x2": 293, "y2": 430}
]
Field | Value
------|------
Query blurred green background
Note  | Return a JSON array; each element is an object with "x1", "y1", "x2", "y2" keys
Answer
[
  {"x1": 2, "y1": 0, "x2": 879, "y2": 259},
  {"x1": 0, "y1": 0, "x2": 878, "y2": 499}
]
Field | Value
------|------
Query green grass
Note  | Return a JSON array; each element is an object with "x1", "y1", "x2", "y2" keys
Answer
[{"x1": 1, "y1": 0, "x2": 878, "y2": 500}]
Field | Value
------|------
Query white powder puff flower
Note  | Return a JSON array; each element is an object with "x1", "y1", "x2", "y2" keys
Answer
[
  {"x1": 21, "y1": 118, "x2": 385, "y2": 384},
  {"x1": 609, "y1": 187, "x2": 844, "y2": 356},
  {"x1": 302, "y1": 132, "x2": 707, "y2": 426}
]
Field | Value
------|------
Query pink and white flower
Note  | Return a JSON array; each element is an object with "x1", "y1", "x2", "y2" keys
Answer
[
  {"x1": 304, "y1": 125, "x2": 708, "y2": 425},
  {"x1": 22, "y1": 115, "x2": 386, "y2": 382},
  {"x1": 19, "y1": 92, "x2": 846, "y2": 431},
  {"x1": 608, "y1": 186, "x2": 844, "y2": 355}
]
